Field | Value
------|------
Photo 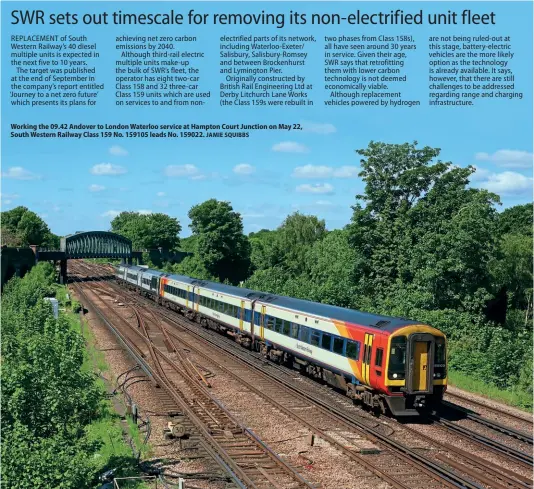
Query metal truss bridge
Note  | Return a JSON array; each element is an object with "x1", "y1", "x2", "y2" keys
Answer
[{"x1": 60, "y1": 231, "x2": 132, "y2": 259}]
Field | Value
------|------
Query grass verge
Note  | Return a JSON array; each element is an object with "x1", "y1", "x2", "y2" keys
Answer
[
  {"x1": 58, "y1": 285, "x2": 153, "y2": 488},
  {"x1": 448, "y1": 370, "x2": 533, "y2": 412}
]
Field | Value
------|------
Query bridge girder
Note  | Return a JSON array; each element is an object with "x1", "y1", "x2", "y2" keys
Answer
[{"x1": 60, "y1": 231, "x2": 132, "y2": 259}]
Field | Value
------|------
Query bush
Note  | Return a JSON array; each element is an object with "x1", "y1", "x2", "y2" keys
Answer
[{"x1": 1, "y1": 263, "x2": 103, "y2": 487}]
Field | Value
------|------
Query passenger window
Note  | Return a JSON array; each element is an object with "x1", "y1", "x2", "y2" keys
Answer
[
  {"x1": 299, "y1": 325, "x2": 310, "y2": 343},
  {"x1": 375, "y1": 348, "x2": 384, "y2": 367},
  {"x1": 265, "y1": 316, "x2": 274, "y2": 330},
  {"x1": 346, "y1": 340, "x2": 360, "y2": 360},
  {"x1": 333, "y1": 337, "x2": 345, "y2": 355},
  {"x1": 282, "y1": 320, "x2": 291, "y2": 336},
  {"x1": 290, "y1": 323, "x2": 299, "y2": 338},
  {"x1": 254, "y1": 311, "x2": 261, "y2": 325},
  {"x1": 321, "y1": 334, "x2": 332, "y2": 350},
  {"x1": 275, "y1": 317, "x2": 283, "y2": 332},
  {"x1": 310, "y1": 330, "x2": 321, "y2": 346}
]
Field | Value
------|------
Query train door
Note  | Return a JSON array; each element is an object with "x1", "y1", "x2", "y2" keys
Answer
[
  {"x1": 250, "y1": 300, "x2": 256, "y2": 337},
  {"x1": 239, "y1": 300, "x2": 245, "y2": 331},
  {"x1": 259, "y1": 305, "x2": 266, "y2": 340},
  {"x1": 407, "y1": 333, "x2": 434, "y2": 394},
  {"x1": 186, "y1": 285, "x2": 190, "y2": 308},
  {"x1": 195, "y1": 288, "x2": 200, "y2": 312},
  {"x1": 362, "y1": 333, "x2": 374, "y2": 385}
]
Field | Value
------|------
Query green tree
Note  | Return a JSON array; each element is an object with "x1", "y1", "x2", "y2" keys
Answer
[
  {"x1": 249, "y1": 229, "x2": 279, "y2": 272},
  {"x1": 273, "y1": 212, "x2": 327, "y2": 274},
  {"x1": 1, "y1": 206, "x2": 53, "y2": 246},
  {"x1": 491, "y1": 233, "x2": 533, "y2": 313},
  {"x1": 1, "y1": 263, "x2": 102, "y2": 487},
  {"x1": 188, "y1": 199, "x2": 251, "y2": 284},
  {"x1": 304, "y1": 229, "x2": 358, "y2": 307},
  {"x1": 111, "y1": 211, "x2": 181, "y2": 251},
  {"x1": 496, "y1": 203, "x2": 533, "y2": 237},
  {"x1": 348, "y1": 141, "x2": 499, "y2": 312}
]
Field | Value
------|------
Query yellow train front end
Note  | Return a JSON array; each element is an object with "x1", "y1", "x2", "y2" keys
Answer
[{"x1": 383, "y1": 325, "x2": 447, "y2": 416}]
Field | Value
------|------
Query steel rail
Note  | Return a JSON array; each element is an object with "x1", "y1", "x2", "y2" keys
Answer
[
  {"x1": 430, "y1": 414, "x2": 533, "y2": 466},
  {"x1": 440, "y1": 400, "x2": 533, "y2": 444}
]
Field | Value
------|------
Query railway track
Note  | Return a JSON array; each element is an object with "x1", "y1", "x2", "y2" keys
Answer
[
  {"x1": 71, "y1": 276, "x2": 317, "y2": 489},
  {"x1": 72, "y1": 262, "x2": 533, "y2": 489},
  {"x1": 430, "y1": 409, "x2": 533, "y2": 464},
  {"x1": 443, "y1": 393, "x2": 533, "y2": 442}
]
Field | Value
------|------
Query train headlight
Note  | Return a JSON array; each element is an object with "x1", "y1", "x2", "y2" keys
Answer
[{"x1": 393, "y1": 373, "x2": 398, "y2": 379}]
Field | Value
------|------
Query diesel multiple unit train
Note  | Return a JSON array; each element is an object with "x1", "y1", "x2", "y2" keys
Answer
[{"x1": 115, "y1": 264, "x2": 447, "y2": 416}]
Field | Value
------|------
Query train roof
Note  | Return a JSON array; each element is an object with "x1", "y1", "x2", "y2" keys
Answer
[
  {"x1": 140, "y1": 268, "x2": 167, "y2": 277},
  {"x1": 189, "y1": 278, "x2": 266, "y2": 300},
  {"x1": 121, "y1": 265, "x2": 147, "y2": 272},
  {"x1": 259, "y1": 295, "x2": 417, "y2": 332}
]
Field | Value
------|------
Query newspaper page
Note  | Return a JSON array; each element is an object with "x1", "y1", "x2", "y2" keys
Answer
[{"x1": 2, "y1": 1, "x2": 533, "y2": 487}]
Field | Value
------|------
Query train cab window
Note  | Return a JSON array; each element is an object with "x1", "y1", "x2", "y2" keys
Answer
[
  {"x1": 346, "y1": 340, "x2": 360, "y2": 360},
  {"x1": 299, "y1": 325, "x2": 310, "y2": 343},
  {"x1": 388, "y1": 336, "x2": 407, "y2": 380},
  {"x1": 333, "y1": 336, "x2": 345, "y2": 355},
  {"x1": 321, "y1": 334, "x2": 332, "y2": 350},
  {"x1": 290, "y1": 323, "x2": 299, "y2": 338},
  {"x1": 310, "y1": 330, "x2": 321, "y2": 347},
  {"x1": 375, "y1": 348, "x2": 384, "y2": 367},
  {"x1": 434, "y1": 337, "x2": 447, "y2": 377}
]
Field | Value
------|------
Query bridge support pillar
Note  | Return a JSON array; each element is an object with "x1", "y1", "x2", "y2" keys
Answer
[
  {"x1": 59, "y1": 259, "x2": 67, "y2": 285},
  {"x1": 127, "y1": 257, "x2": 133, "y2": 265}
]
